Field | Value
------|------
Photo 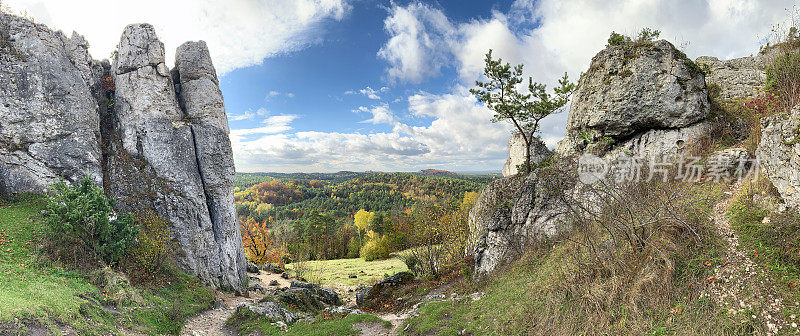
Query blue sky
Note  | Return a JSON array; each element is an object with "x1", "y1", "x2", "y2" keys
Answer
[{"x1": 7, "y1": 0, "x2": 795, "y2": 172}]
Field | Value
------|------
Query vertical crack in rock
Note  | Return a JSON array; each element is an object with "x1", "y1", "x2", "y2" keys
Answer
[
  {"x1": 175, "y1": 40, "x2": 247, "y2": 294},
  {"x1": 108, "y1": 24, "x2": 245, "y2": 293}
]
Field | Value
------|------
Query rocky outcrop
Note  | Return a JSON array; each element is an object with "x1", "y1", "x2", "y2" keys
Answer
[
  {"x1": 501, "y1": 134, "x2": 550, "y2": 177},
  {"x1": 472, "y1": 158, "x2": 577, "y2": 278},
  {"x1": 0, "y1": 15, "x2": 246, "y2": 292},
  {"x1": 356, "y1": 271, "x2": 414, "y2": 307},
  {"x1": 0, "y1": 14, "x2": 102, "y2": 196},
  {"x1": 476, "y1": 40, "x2": 714, "y2": 278},
  {"x1": 695, "y1": 56, "x2": 766, "y2": 101},
  {"x1": 557, "y1": 40, "x2": 709, "y2": 156},
  {"x1": 757, "y1": 106, "x2": 800, "y2": 210},
  {"x1": 107, "y1": 24, "x2": 245, "y2": 293}
]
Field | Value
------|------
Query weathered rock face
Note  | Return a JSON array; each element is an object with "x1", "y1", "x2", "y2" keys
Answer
[
  {"x1": 501, "y1": 134, "x2": 551, "y2": 177},
  {"x1": 175, "y1": 41, "x2": 247, "y2": 290},
  {"x1": 695, "y1": 56, "x2": 766, "y2": 101},
  {"x1": 472, "y1": 158, "x2": 577, "y2": 278},
  {"x1": 757, "y1": 106, "x2": 800, "y2": 210},
  {"x1": 0, "y1": 16, "x2": 246, "y2": 293},
  {"x1": 476, "y1": 40, "x2": 715, "y2": 278},
  {"x1": 0, "y1": 14, "x2": 102, "y2": 196},
  {"x1": 107, "y1": 24, "x2": 245, "y2": 293},
  {"x1": 557, "y1": 40, "x2": 709, "y2": 156}
]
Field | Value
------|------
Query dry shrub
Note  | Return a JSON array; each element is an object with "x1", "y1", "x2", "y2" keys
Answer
[
  {"x1": 123, "y1": 212, "x2": 176, "y2": 284},
  {"x1": 536, "y1": 173, "x2": 719, "y2": 334},
  {"x1": 765, "y1": 49, "x2": 800, "y2": 112}
]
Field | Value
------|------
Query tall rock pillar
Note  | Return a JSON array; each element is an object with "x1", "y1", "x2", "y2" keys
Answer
[
  {"x1": 109, "y1": 24, "x2": 245, "y2": 293},
  {"x1": 175, "y1": 41, "x2": 247, "y2": 293}
]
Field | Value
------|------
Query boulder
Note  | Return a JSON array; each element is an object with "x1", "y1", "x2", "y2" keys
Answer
[
  {"x1": 247, "y1": 261, "x2": 259, "y2": 274},
  {"x1": 0, "y1": 13, "x2": 102, "y2": 196},
  {"x1": 557, "y1": 40, "x2": 709, "y2": 156},
  {"x1": 289, "y1": 281, "x2": 342, "y2": 306},
  {"x1": 501, "y1": 134, "x2": 551, "y2": 177},
  {"x1": 235, "y1": 302, "x2": 297, "y2": 325},
  {"x1": 356, "y1": 271, "x2": 414, "y2": 307},
  {"x1": 261, "y1": 263, "x2": 285, "y2": 274},
  {"x1": 757, "y1": 106, "x2": 800, "y2": 210}
]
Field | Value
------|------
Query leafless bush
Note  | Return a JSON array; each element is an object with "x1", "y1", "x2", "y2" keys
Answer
[{"x1": 547, "y1": 171, "x2": 718, "y2": 332}]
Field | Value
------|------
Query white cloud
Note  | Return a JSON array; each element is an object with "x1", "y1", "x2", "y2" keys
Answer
[
  {"x1": 356, "y1": 104, "x2": 396, "y2": 124},
  {"x1": 5, "y1": 0, "x2": 350, "y2": 74},
  {"x1": 230, "y1": 114, "x2": 297, "y2": 136},
  {"x1": 345, "y1": 86, "x2": 384, "y2": 100},
  {"x1": 377, "y1": 3, "x2": 454, "y2": 83}
]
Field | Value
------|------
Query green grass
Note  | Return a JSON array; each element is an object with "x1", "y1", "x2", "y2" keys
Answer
[
  {"x1": 228, "y1": 308, "x2": 392, "y2": 336},
  {"x1": 728, "y1": 183, "x2": 800, "y2": 320},
  {"x1": 0, "y1": 195, "x2": 215, "y2": 335},
  {"x1": 287, "y1": 257, "x2": 407, "y2": 287},
  {"x1": 400, "y1": 182, "x2": 747, "y2": 336}
]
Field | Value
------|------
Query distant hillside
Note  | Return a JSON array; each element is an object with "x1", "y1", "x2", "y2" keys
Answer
[
  {"x1": 417, "y1": 169, "x2": 458, "y2": 176},
  {"x1": 234, "y1": 172, "x2": 494, "y2": 222}
]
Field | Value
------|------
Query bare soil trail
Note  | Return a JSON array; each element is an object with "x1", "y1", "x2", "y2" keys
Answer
[
  {"x1": 703, "y1": 185, "x2": 799, "y2": 335},
  {"x1": 179, "y1": 271, "x2": 289, "y2": 336}
]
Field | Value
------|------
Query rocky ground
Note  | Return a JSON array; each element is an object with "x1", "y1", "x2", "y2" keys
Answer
[
  {"x1": 703, "y1": 184, "x2": 800, "y2": 335},
  {"x1": 180, "y1": 271, "x2": 290, "y2": 336}
]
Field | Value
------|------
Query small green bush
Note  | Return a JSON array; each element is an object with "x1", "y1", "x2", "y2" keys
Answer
[
  {"x1": 45, "y1": 176, "x2": 138, "y2": 266},
  {"x1": 360, "y1": 235, "x2": 392, "y2": 261},
  {"x1": 636, "y1": 27, "x2": 661, "y2": 42},
  {"x1": 124, "y1": 212, "x2": 176, "y2": 283},
  {"x1": 607, "y1": 31, "x2": 627, "y2": 46}
]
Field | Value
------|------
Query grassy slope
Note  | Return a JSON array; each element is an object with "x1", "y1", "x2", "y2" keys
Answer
[
  {"x1": 287, "y1": 257, "x2": 408, "y2": 287},
  {"x1": 728, "y1": 180, "x2": 800, "y2": 321},
  {"x1": 0, "y1": 195, "x2": 215, "y2": 335},
  {"x1": 399, "y1": 182, "x2": 754, "y2": 336}
]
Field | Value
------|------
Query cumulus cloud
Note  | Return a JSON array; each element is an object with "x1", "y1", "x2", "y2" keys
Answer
[
  {"x1": 230, "y1": 114, "x2": 297, "y2": 136},
  {"x1": 377, "y1": 3, "x2": 455, "y2": 83},
  {"x1": 356, "y1": 104, "x2": 397, "y2": 124},
  {"x1": 4, "y1": 0, "x2": 350, "y2": 74}
]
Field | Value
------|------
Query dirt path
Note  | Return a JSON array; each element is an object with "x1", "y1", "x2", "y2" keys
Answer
[
  {"x1": 180, "y1": 271, "x2": 289, "y2": 336},
  {"x1": 703, "y1": 185, "x2": 798, "y2": 335}
]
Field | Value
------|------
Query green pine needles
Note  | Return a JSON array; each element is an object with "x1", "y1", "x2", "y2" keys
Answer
[
  {"x1": 45, "y1": 176, "x2": 138, "y2": 266},
  {"x1": 470, "y1": 49, "x2": 575, "y2": 175}
]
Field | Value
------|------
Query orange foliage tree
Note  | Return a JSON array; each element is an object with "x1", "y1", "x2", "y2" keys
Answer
[{"x1": 240, "y1": 217, "x2": 286, "y2": 265}]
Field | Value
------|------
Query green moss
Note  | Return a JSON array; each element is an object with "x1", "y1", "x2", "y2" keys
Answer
[{"x1": 227, "y1": 308, "x2": 391, "y2": 336}]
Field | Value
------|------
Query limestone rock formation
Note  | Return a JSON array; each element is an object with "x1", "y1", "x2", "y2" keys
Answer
[
  {"x1": 107, "y1": 24, "x2": 245, "y2": 293},
  {"x1": 695, "y1": 55, "x2": 766, "y2": 101},
  {"x1": 0, "y1": 15, "x2": 246, "y2": 293},
  {"x1": 471, "y1": 158, "x2": 577, "y2": 278},
  {"x1": 475, "y1": 40, "x2": 715, "y2": 278},
  {"x1": 557, "y1": 40, "x2": 709, "y2": 156},
  {"x1": 0, "y1": 14, "x2": 102, "y2": 196},
  {"x1": 176, "y1": 40, "x2": 247, "y2": 293},
  {"x1": 757, "y1": 106, "x2": 800, "y2": 210},
  {"x1": 501, "y1": 133, "x2": 551, "y2": 177}
]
